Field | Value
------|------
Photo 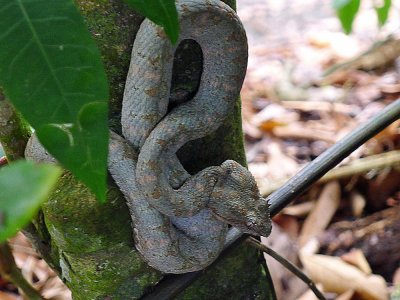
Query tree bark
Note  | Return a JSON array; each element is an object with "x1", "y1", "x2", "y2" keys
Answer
[{"x1": 24, "y1": 0, "x2": 269, "y2": 299}]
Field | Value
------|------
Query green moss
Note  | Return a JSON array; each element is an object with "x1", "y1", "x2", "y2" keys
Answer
[
  {"x1": 42, "y1": 173, "x2": 162, "y2": 299},
  {"x1": 61, "y1": 245, "x2": 160, "y2": 300},
  {"x1": 42, "y1": 173, "x2": 133, "y2": 252},
  {"x1": 0, "y1": 91, "x2": 30, "y2": 161},
  {"x1": 179, "y1": 243, "x2": 268, "y2": 299}
]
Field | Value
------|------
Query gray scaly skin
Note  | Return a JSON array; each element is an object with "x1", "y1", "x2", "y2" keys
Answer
[{"x1": 25, "y1": 0, "x2": 272, "y2": 274}]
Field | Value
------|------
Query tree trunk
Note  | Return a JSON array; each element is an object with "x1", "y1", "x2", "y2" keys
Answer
[{"x1": 25, "y1": 0, "x2": 269, "y2": 298}]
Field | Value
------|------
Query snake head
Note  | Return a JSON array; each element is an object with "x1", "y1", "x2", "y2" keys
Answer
[{"x1": 209, "y1": 160, "x2": 272, "y2": 237}]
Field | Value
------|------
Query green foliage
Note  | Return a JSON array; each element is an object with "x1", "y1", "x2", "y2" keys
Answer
[
  {"x1": 333, "y1": 0, "x2": 361, "y2": 34},
  {"x1": 0, "y1": 161, "x2": 61, "y2": 242},
  {"x1": 375, "y1": 0, "x2": 391, "y2": 26},
  {"x1": 125, "y1": 0, "x2": 179, "y2": 44},
  {"x1": 333, "y1": 0, "x2": 392, "y2": 33},
  {"x1": 0, "y1": 0, "x2": 109, "y2": 201}
]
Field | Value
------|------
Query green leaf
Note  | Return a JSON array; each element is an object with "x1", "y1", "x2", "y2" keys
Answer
[
  {"x1": 375, "y1": 0, "x2": 391, "y2": 26},
  {"x1": 0, "y1": 0, "x2": 109, "y2": 201},
  {"x1": 125, "y1": 0, "x2": 179, "y2": 44},
  {"x1": 332, "y1": 0, "x2": 353, "y2": 9},
  {"x1": 37, "y1": 102, "x2": 108, "y2": 202},
  {"x1": 0, "y1": 160, "x2": 61, "y2": 242},
  {"x1": 333, "y1": 0, "x2": 361, "y2": 33}
]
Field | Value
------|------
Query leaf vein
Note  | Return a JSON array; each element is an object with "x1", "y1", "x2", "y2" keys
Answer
[
  {"x1": 8, "y1": 37, "x2": 34, "y2": 73},
  {"x1": 0, "y1": 1, "x2": 16, "y2": 14},
  {"x1": 16, "y1": 0, "x2": 74, "y2": 122},
  {"x1": 0, "y1": 19, "x2": 23, "y2": 41}
]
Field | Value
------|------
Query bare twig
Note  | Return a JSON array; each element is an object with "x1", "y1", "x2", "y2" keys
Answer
[
  {"x1": 0, "y1": 242, "x2": 44, "y2": 300},
  {"x1": 140, "y1": 99, "x2": 400, "y2": 300},
  {"x1": 246, "y1": 237, "x2": 326, "y2": 300},
  {"x1": 268, "y1": 99, "x2": 400, "y2": 214}
]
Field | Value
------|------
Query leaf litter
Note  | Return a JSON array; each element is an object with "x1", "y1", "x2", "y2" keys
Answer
[{"x1": 239, "y1": 0, "x2": 400, "y2": 299}]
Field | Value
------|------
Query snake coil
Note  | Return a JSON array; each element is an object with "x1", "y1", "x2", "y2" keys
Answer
[{"x1": 26, "y1": 0, "x2": 271, "y2": 274}]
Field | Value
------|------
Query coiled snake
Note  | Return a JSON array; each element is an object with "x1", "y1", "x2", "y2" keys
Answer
[{"x1": 26, "y1": 0, "x2": 271, "y2": 274}]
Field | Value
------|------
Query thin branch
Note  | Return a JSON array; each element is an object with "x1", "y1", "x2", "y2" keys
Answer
[
  {"x1": 268, "y1": 98, "x2": 400, "y2": 214},
  {"x1": 0, "y1": 242, "x2": 44, "y2": 300},
  {"x1": 246, "y1": 237, "x2": 326, "y2": 300},
  {"x1": 140, "y1": 99, "x2": 400, "y2": 300}
]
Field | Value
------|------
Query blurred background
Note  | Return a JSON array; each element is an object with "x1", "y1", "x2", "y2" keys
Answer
[
  {"x1": 239, "y1": 0, "x2": 400, "y2": 299},
  {"x1": 3, "y1": 0, "x2": 400, "y2": 299}
]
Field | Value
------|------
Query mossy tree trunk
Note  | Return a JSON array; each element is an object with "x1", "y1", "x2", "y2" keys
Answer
[{"x1": 22, "y1": 0, "x2": 269, "y2": 299}]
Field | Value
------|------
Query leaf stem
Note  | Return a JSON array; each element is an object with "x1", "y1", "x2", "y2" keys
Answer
[
  {"x1": 0, "y1": 242, "x2": 44, "y2": 300},
  {"x1": 246, "y1": 237, "x2": 326, "y2": 300}
]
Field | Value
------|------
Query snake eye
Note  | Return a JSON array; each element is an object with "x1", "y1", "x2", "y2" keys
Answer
[{"x1": 244, "y1": 218, "x2": 258, "y2": 235}]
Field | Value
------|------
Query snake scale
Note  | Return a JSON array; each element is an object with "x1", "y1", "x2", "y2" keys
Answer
[{"x1": 25, "y1": 0, "x2": 271, "y2": 273}]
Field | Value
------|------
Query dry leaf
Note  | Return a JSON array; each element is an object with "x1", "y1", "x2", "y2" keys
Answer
[
  {"x1": 0, "y1": 291, "x2": 21, "y2": 300},
  {"x1": 367, "y1": 170, "x2": 400, "y2": 211},
  {"x1": 261, "y1": 224, "x2": 305, "y2": 300},
  {"x1": 243, "y1": 121, "x2": 263, "y2": 140},
  {"x1": 380, "y1": 83, "x2": 400, "y2": 94},
  {"x1": 297, "y1": 284, "x2": 325, "y2": 300},
  {"x1": 282, "y1": 201, "x2": 315, "y2": 218},
  {"x1": 248, "y1": 162, "x2": 270, "y2": 180},
  {"x1": 301, "y1": 254, "x2": 388, "y2": 300},
  {"x1": 299, "y1": 181, "x2": 341, "y2": 247},
  {"x1": 300, "y1": 238, "x2": 321, "y2": 256},
  {"x1": 266, "y1": 141, "x2": 299, "y2": 180},
  {"x1": 393, "y1": 268, "x2": 400, "y2": 285},
  {"x1": 273, "y1": 122, "x2": 337, "y2": 143},
  {"x1": 350, "y1": 191, "x2": 366, "y2": 217},
  {"x1": 281, "y1": 100, "x2": 358, "y2": 115},
  {"x1": 341, "y1": 249, "x2": 372, "y2": 275},
  {"x1": 252, "y1": 103, "x2": 287, "y2": 124},
  {"x1": 272, "y1": 214, "x2": 300, "y2": 239},
  {"x1": 336, "y1": 290, "x2": 356, "y2": 300},
  {"x1": 259, "y1": 119, "x2": 287, "y2": 132},
  {"x1": 10, "y1": 233, "x2": 72, "y2": 300}
]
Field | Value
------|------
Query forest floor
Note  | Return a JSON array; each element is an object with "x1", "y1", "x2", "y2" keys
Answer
[
  {"x1": 238, "y1": 0, "x2": 400, "y2": 299},
  {"x1": 2, "y1": 1, "x2": 400, "y2": 299}
]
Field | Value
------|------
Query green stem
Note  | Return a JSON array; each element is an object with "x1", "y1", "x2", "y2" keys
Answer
[
  {"x1": 246, "y1": 237, "x2": 326, "y2": 300},
  {"x1": 0, "y1": 242, "x2": 44, "y2": 300}
]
